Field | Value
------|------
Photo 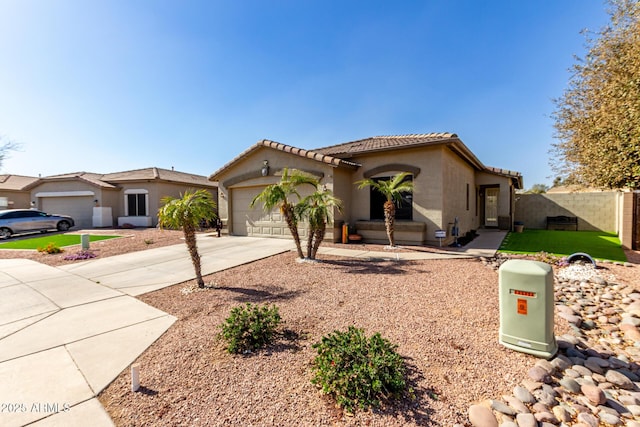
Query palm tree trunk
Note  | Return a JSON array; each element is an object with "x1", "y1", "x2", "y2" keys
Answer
[
  {"x1": 384, "y1": 201, "x2": 395, "y2": 247},
  {"x1": 306, "y1": 225, "x2": 314, "y2": 259},
  {"x1": 311, "y1": 222, "x2": 326, "y2": 259},
  {"x1": 283, "y1": 203, "x2": 305, "y2": 259},
  {"x1": 183, "y1": 223, "x2": 204, "y2": 287}
]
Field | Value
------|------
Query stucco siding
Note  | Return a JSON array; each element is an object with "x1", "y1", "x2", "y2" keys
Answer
[
  {"x1": 441, "y1": 148, "x2": 476, "y2": 238},
  {"x1": 0, "y1": 191, "x2": 31, "y2": 209},
  {"x1": 216, "y1": 146, "x2": 333, "y2": 237}
]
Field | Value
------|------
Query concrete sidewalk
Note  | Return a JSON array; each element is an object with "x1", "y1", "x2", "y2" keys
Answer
[
  {"x1": 0, "y1": 231, "x2": 505, "y2": 426},
  {"x1": 0, "y1": 236, "x2": 293, "y2": 427}
]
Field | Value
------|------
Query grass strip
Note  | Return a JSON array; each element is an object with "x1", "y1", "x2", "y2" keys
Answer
[
  {"x1": 0, "y1": 234, "x2": 119, "y2": 250},
  {"x1": 498, "y1": 229, "x2": 626, "y2": 262}
]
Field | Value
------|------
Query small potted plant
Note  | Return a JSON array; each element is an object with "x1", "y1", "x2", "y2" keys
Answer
[{"x1": 514, "y1": 221, "x2": 524, "y2": 233}]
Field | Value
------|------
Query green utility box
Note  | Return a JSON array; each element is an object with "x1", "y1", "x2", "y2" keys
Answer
[{"x1": 499, "y1": 259, "x2": 557, "y2": 359}]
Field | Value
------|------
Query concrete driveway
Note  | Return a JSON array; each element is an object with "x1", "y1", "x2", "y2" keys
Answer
[{"x1": 0, "y1": 236, "x2": 293, "y2": 427}]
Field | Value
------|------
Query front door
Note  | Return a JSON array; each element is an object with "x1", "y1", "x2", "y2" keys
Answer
[{"x1": 485, "y1": 188, "x2": 499, "y2": 227}]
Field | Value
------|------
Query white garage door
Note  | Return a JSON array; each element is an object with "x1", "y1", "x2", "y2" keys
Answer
[
  {"x1": 41, "y1": 197, "x2": 94, "y2": 229},
  {"x1": 231, "y1": 186, "x2": 308, "y2": 238}
]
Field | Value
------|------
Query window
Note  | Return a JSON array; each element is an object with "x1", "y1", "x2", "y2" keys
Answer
[
  {"x1": 125, "y1": 191, "x2": 148, "y2": 216},
  {"x1": 370, "y1": 175, "x2": 413, "y2": 220}
]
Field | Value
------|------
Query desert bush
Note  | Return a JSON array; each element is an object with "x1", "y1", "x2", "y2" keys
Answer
[
  {"x1": 311, "y1": 326, "x2": 407, "y2": 413},
  {"x1": 219, "y1": 303, "x2": 281, "y2": 354},
  {"x1": 37, "y1": 242, "x2": 63, "y2": 254}
]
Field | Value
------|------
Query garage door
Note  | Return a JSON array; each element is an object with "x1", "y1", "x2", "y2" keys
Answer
[
  {"x1": 40, "y1": 197, "x2": 94, "y2": 229},
  {"x1": 231, "y1": 186, "x2": 308, "y2": 238}
]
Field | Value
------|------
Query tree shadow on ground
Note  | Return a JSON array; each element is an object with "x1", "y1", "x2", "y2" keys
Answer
[
  {"x1": 319, "y1": 258, "x2": 418, "y2": 275},
  {"x1": 215, "y1": 286, "x2": 305, "y2": 304},
  {"x1": 371, "y1": 356, "x2": 440, "y2": 426},
  {"x1": 238, "y1": 329, "x2": 307, "y2": 357}
]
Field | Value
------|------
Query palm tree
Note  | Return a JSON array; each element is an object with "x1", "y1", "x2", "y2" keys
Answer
[
  {"x1": 296, "y1": 188, "x2": 342, "y2": 260},
  {"x1": 355, "y1": 172, "x2": 414, "y2": 247},
  {"x1": 158, "y1": 189, "x2": 217, "y2": 288},
  {"x1": 250, "y1": 168, "x2": 318, "y2": 259}
]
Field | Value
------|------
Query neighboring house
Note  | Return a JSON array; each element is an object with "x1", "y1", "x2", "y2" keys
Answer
[
  {"x1": 0, "y1": 175, "x2": 40, "y2": 210},
  {"x1": 0, "y1": 167, "x2": 218, "y2": 229},
  {"x1": 210, "y1": 133, "x2": 522, "y2": 246}
]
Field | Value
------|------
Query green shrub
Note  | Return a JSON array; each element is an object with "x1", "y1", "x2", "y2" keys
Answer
[
  {"x1": 219, "y1": 303, "x2": 281, "y2": 354},
  {"x1": 37, "y1": 242, "x2": 63, "y2": 254},
  {"x1": 311, "y1": 326, "x2": 407, "y2": 413}
]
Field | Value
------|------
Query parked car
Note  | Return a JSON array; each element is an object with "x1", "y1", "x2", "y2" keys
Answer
[{"x1": 0, "y1": 209, "x2": 75, "y2": 239}]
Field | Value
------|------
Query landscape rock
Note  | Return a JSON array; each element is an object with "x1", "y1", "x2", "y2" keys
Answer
[
  {"x1": 515, "y1": 413, "x2": 537, "y2": 427},
  {"x1": 489, "y1": 399, "x2": 515, "y2": 416},
  {"x1": 527, "y1": 366, "x2": 551, "y2": 383},
  {"x1": 513, "y1": 386, "x2": 536, "y2": 404},
  {"x1": 607, "y1": 369, "x2": 636, "y2": 390},
  {"x1": 468, "y1": 404, "x2": 498, "y2": 427},
  {"x1": 577, "y1": 411, "x2": 600, "y2": 427},
  {"x1": 502, "y1": 395, "x2": 529, "y2": 414},
  {"x1": 469, "y1": 262, "x2": 640, "y2": 427}
]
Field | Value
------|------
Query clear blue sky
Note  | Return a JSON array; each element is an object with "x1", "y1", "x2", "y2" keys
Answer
[{"x1": 0, "y1": 1, "x2": 610, "y2": 188}]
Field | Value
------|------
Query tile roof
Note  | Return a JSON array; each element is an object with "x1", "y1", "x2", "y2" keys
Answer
[
  {"x1": 209, "y1": 139, "x2": 360, "y2": 181},
  {"x1": 210, "y1": 134, "x2": 522, "y2": 188},
  {"x1": 102, "y1": 167, "x2": 216, "y2": 187},
  {"x1": 40, "y1": 172, "x2": 118, "y2": 189},
  {"x1": 0, "y1": 174, "x2": 40, "y2": 190},
  {"x1": 314, "y1": 133, "x2": 459, "y2": 156},
  {"x1": 1, "y1": 168, "x2": 216, "y2": 191},
  {"x1": 315, "y1": 133, "x2": 523, "y2": 188},
  {"x1": 484, "y1": 166, "x2": 522, "y2": 179}
]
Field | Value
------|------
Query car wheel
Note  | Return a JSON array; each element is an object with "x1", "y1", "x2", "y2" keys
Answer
[
  {"x1": 57, "y1": 221, "x2": 71, "y2": 231},
  {"x1": 0, "y1": 228, "x2": 12, "y2": 239}
]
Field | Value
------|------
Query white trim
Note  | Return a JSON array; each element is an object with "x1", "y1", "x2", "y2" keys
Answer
[
  {"x1": 124, "y1": 191, "x2": 150, "y2": 217},
  {"x1": 35, "y1": 191, "x2": 95, "y2": 197}
]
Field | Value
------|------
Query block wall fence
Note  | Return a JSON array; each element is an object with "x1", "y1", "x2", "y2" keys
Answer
[{"x1": 514, "y1": 191, "x2": 640, "y2": 250}]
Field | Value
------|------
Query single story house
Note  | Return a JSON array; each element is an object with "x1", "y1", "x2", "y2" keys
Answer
[
  {"x1": 210, "y1": 133, "x2": 522, "y2": 246},
  {"x1": 0, "y1": 167, "x2": 218, "y2": 229}
]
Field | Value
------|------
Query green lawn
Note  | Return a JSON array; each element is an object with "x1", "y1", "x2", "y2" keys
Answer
[
  {"x1": 0, "y1": 234, "x2": 119, "y2": 250},
  {"x1": 498, "y1": 229, "x2": 626, "y2": 262}
]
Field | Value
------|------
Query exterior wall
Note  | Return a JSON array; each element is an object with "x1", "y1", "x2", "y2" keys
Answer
[
  {"x1": 0, "y1": 191, "x2": 31, "y2": 209},
  {"x1": 215, "y1": 146, "x2": 337, "y2": 238},
  {"x1": 441, "y1": 148, "x2": 477, "y2": 240},
  {"x1": 31, "y1": 180, "x2": 98, "y2": 194},
  {"x1": 619, "y1": 192, "x2": 634, "y2": 249},
  {"x1": 476, "y1": 173, "x2": 512, "y2": 218},
  {"x1": 215, "y1": 143, "x2": 519, "y2": 246},
  {"x1": 30, "y1": 181, "x2": 99, "y2": 228},
  {"x1": 117, "y1": 182, "x2": 217, "y2": 227},
  {"x1": 515, "y1": 191, "x2": 618, "y2": 231},
  {"x1": 347, "y1": 146, "x2": 444, "y2": 245},
  {"x1": 330, "y1": 168, "x2": 353, "y2": 242},
  {"x1": 98, "y1": 189, "x2": 121, "y2": 225}
]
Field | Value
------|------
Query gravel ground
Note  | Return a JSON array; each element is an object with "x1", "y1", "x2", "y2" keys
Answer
[
  {"x1": 3, "y1": 229, "x2": 637, "y2": 425},
  {"x1": 98, "y1": 250, "x2": 581, "y2": 426},
  {"x1": 0, "y1": 228, "x2": 187, "y2": 267}
]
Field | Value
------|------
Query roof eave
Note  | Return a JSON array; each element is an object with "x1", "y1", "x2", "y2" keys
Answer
[{"x1": 209, "y1": 139, "x2": 359, "y2": 182}]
